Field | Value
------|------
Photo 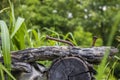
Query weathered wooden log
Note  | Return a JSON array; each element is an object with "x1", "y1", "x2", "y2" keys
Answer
[
  {"x1": 10, "y1": 46, "x2": 118, "y2": 64},
  {"x1": 11, "y1": 57, "x2": 95, "y2": 80},
  {"x1": 11, "y1": 62, "x2": 47, "y2": 80},
  {"x1": 0, "y1": 46, "x2": 118, "y2": 80},
  {"x1": 48, "y1": 57, "x2": 95, "y2": 80}
]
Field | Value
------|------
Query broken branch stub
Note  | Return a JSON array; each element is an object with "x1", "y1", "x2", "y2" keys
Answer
[{"x1": 46, "y1": 35, "x2": 74, "y2": 46}]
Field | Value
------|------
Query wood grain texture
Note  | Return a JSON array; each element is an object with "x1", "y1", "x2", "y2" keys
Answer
[
  {"x1": 48, "y1": 57, "x2": 92, "y2": 80},
  {"x1": 10, "y1": 46, "x2": 118, "y2": 64}
]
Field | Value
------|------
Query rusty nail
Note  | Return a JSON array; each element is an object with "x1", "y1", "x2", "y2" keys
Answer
[{"x1": 92, "y1": 36, "x2": 98, "y2": 47}]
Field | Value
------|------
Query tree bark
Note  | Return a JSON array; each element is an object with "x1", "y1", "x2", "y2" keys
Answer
[{"x1": 10, "y1": 46, "x2": 118, "y2": 64}]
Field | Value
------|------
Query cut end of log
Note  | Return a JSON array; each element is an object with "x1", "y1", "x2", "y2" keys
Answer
[{"x1": 48, "y1": 57, "x2": 95, "y2": 80}]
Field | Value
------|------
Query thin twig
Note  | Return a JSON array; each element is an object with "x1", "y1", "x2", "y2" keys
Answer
[{"x1": 46, "y1": 35, "x2": 74, "y2": 46}]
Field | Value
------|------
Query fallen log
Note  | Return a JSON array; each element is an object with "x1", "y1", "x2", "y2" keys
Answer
[
  {"x1": 0, "y1": 46, "x2": 118, "y2": 80},
  {"x1": 11, "y1": 57, "x2": 95, "y2": 80},
  {"x1": 10, "y1": 46, "x2": 118, "y2": 64}
]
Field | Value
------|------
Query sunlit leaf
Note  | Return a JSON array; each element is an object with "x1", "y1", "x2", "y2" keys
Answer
[
  {"x1": 0, "y1": 21, "x2": 12, "y2": 80},
  {"x1": 0, "y1": 20, "x2": 11, "y2": 70},
  {"x1": 11, "y1": 17, "x2": 25, "y2": 39}
]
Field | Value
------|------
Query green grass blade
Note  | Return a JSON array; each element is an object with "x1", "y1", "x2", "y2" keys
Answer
[
  {"x1": 0, "y1": 21, "x2": 11, "y2": 70},
  {"x1": 0, "y1": 70, "x2": 4, "y2": 80},
  {"x1": 27, "y1": 28, "x2": 43, "y2": 47},
  {"x1": 8, "y1": 0, "x2": 15, "y2": 27},
  {"x1": 13, "y1": 23, "x2": 27, "y2": 49},
  {"x1": 96, "y1": 11, "x2": 120, "y2": 80},
  {"x1": 0, "y1": 21, "x2": 12, "y2": 80},
  {"x1": 11, "y1": 17, "x2": 25, "y2": 39},
  {"x1": 107, "y1": 12, "x2": 120, "y2": 46},
  {"x1": 63, "y1": 32, "x2": 78, "y2": 46},
  {"x1": 43, "y1": 27, "x2": 60, "y2": 38},
  {"x1": 114, "y1": 56, "x2": 120, "y2": 60},
  {"x1": 0, "y1": 63, "x2": 5, "y2": 80},
  {"x1": 0, "y1": 63, "x2": 16, "y2": 80},
  {"x1": 0, "y1": 7, "x2": 10, "y2": 14}
]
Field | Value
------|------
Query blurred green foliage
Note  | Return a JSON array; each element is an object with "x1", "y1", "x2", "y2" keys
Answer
[
  {"x1": 0, "y1": 0, "x2": 120, "y2": 46},
  {"x1": 0, "y1": 0, "x2": 120, "y2": 79}
]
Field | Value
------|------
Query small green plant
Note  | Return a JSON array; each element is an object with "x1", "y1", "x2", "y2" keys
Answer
[
  {"x1": 96, "y1": 11, "x2": 120, "y2": 80},
  {"x1": 0, "y1": 21, "x2": 16, "y2": 80},
  {"x1": 0, "y1": 0, "x2": 25, "y2": 79}
]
